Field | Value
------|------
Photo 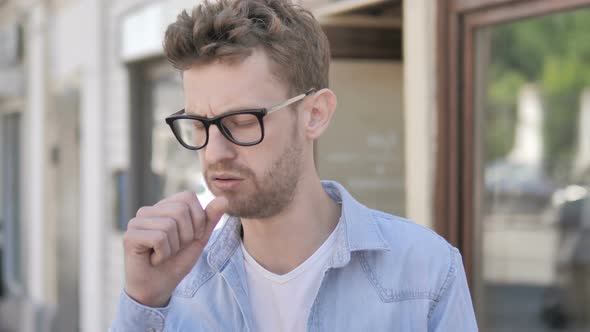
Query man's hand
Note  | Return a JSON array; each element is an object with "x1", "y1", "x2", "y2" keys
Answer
[{"x1": 122, "y1": 192, "x2": 228, "y2": 307}]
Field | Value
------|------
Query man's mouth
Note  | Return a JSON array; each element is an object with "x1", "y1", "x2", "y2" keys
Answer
[{"x1": 210, "y1": 174, "x2": 244, "y2": 190}]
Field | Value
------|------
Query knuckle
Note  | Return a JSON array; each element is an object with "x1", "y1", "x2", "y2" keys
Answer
[
  {"x1": 136, "y1": 206, "x2": 151, "y2": 218},
  {"x1": 154, "y1": 232, "x2": 168, "y2": 247},
  {"x1": 173, "y1": 203, "x2": 191, "y2": 223},
  {"x1": 180, "y1": 232, "x2": 193, "y2": 244},
  {"x1": 127, "y1": 218, "x2": 137, "y2": 229},
  {"x1": 163, "y1": 217, "x2": 177, "y2": 232},
  {"x1": 122, "y1": 231, "x2": 138, "y2": 250},
  {"x1": 127, "y1": 217, "x2": 142, "y2": 229}
]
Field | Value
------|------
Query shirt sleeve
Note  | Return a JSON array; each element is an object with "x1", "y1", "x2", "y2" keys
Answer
[
  {"x1": 428, "y1": 249, "x2": 479, "y2": 332},
  {"x1": 109, "y1": 290, "x2": 169, "y2": 332}
]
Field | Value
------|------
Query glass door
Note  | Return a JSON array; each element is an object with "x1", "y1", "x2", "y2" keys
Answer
[{"x1": 471, "y1": 6, "x2": 590, "y2": 331}]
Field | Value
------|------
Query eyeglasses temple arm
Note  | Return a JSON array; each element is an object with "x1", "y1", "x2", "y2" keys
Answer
[{"x1": 266, "y1": 88, "x2": 317, "y2": 114}]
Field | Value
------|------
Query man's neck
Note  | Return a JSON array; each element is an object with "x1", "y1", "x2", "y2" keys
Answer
[{"x1": 240, "y1": 175, "x2": 341, "y2": 275}]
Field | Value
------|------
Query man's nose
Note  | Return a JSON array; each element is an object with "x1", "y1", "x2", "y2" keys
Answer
[{"x1": 203, "y1": 124, "x2": 237, "y2": 164}]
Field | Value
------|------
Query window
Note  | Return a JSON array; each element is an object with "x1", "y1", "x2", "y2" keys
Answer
[{"x1": 437, "y1": 1, "x2": 590, "y2": 330}]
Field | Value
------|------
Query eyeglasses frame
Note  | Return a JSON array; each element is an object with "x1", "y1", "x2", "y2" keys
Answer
[{"x1": 165, "y1": 88, "x2": 317, "y2": 150}]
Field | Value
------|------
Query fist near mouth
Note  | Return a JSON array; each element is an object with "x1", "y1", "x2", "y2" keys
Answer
[{"x1": 123, "y1": 192, "x2": 228, "y2": 307}]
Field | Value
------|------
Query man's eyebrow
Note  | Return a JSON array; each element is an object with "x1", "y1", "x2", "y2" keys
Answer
[
  {"x1": 183, "y1": 107, "x2": 202, "y2": 116},
  {"x1": 185, "y1": 104, "x2": 265, "y2": 117}
]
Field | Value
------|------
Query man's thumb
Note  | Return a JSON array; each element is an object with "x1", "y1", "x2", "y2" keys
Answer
[{"x1": 203, "y1": 196, "x2": 229, "y2": 236}]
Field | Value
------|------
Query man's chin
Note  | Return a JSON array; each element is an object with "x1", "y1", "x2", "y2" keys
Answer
[{"x1": 214, "y1": 193, "x2": 250, "y2": 217}]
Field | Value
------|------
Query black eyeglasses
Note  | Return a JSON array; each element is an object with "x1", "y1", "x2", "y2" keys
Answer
[{"x1": 165, "y1": 88, "x2": 316, "y2": 150}]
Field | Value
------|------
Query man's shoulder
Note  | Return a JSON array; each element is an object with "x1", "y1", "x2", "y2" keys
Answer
[
  {"x1": 326, "y1": 180, "x2": 457, "y2": 264},
  {"x1": 369, "y1": 209, "x2": 455, "y2": 255},
  {"x1": 352, "y1": 209, "x2": 462, "y2": 302}
]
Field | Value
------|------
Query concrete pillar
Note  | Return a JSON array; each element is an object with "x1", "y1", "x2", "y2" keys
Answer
[
  {"x1": 20, "y1": 3, "x2": 50, "y2": 331},
  {"x1": 80, "y1": 0, "x2": 106, "y2": 330},
  {"x1": 25, "y1": 0, "x2": 48, "y2": 308},
  {"x1": 403, "y1": 0, "x2": 436, "y2": 228}
]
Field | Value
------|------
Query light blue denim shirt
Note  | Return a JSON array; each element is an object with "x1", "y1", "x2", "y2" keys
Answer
[{"x1": 111, "y1": 181, "x2": 478, "y2": 331}]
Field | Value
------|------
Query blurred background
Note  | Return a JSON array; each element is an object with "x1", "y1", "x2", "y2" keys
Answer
[{"x1": 0, "y1": 0, "x2": 589, "y2": 331}]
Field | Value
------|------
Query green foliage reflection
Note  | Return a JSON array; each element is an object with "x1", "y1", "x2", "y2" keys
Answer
[{"x1": 485, "y1": 8, "x2": 590, "y2": 182}]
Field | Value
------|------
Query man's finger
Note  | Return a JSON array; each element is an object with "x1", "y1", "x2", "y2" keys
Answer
[
  {"x1": 136, "y1": 202, "x2": 195, "y2": 249},
  {"x1": 203, "y1": 196, "x2": 229, "y2": 240},
  {"x1": 124, "y1": 229, "x2": 172, "y2": 266},
  {"x1": 130, "y1": 217, "x2": 181, "y2": 255},
  {"x1": 157, "y1": 191, "x2": 208, "y2": 239}
]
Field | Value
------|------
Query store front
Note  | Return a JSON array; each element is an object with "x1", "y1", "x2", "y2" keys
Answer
[{"x1": 437, "y1": 0, "x2": 590, "y2": 330}]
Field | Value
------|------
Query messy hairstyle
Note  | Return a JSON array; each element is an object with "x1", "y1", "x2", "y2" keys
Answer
[{"x1": 163, "y1": 0, "x2": 331, "y2": 94}]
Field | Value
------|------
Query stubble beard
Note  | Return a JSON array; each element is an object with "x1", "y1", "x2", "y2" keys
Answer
[{"x1": 205, "y1": 140, "x2": 304, "y2": 219}]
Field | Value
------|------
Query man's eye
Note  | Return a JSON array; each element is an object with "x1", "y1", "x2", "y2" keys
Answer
[
  {"x1": 225, "y1": 114, "x2": 258, "y2": 127},
  {"x1": 191, "y1": 121, "x2": 205, "y2": 131}
]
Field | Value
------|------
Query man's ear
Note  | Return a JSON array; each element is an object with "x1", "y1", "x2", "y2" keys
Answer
[{"x1": 302, "y1": 88, "x2": 337, "y2": 140}]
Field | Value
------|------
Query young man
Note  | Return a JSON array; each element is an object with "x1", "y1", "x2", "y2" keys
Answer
[{"x1": 111, "y1": 0, "x2": 478, "y2": 331}]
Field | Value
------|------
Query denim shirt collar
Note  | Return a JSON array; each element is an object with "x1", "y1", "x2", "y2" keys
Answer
[{"x1": 206, "y1": 180, "x2": 390, "y2": 272}]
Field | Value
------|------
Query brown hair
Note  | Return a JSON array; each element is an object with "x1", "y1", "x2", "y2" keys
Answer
[{"x1": 163, "y1": 0, "x2": 330, "y2": 94}]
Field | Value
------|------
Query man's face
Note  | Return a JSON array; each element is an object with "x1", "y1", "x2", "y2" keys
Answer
[{"x1": 182, "y1": 49, "x2": 305, "y2": 218}]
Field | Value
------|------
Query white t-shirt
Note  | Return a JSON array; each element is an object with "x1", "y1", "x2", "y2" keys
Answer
[{"x1": 241, "y1": 224, "x2": 339, "y2": 332}]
